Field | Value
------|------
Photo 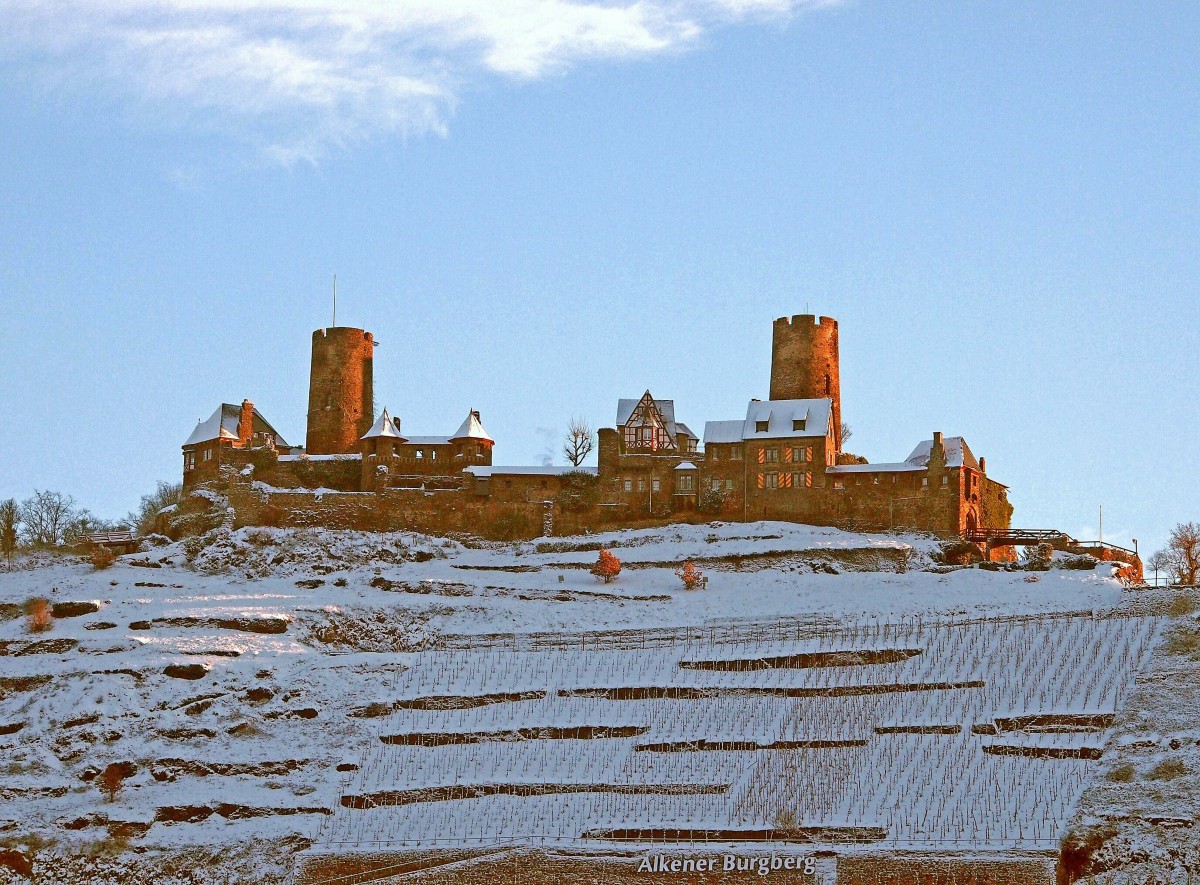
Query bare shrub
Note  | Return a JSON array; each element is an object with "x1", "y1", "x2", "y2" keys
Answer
[
  {"x1": 1167, "y1": 593, "x2": 1197, "y2": 617},
  {"x1": 1146, "y1": 758, "x2": 1187, "y2": 781},
  {"x1": 90, "y1": 546, "x2": 116, "y2": 570},
  {"x1": 1105, "y1": 763, "x2": 1135, "y2": 783},
  {"x1": 23, "y1": 598, "x2": 53, "y2": 633},
  {"x1": 1163, "y1": 624, "x2": 1200, "y2": 658}
]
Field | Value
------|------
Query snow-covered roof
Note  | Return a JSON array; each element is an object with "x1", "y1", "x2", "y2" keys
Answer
[
  {"x1": 183, "y1": 403, "x2": 287, "y2": 448},
  {"x1": 675, "y1": 422, "x2": 699, "y2": 442},
  {"x1": 828, "y1": 462, "x2": 924, "y2": 474},
  {"x1": 405, "y1": 436, "x2": 452, "y2": 446},
  {"x1": 361, "y1": 408, "x2": 405, "y2": 441},
  {"x1": 451, "y1": 410, "x2": 494, "y2": 443},
  {"x1": 703, "y1": 420, "x2": 745, "y2": 445},
  {"x1": 674, "y1": 461, "x2": 697, "y2": 471},
  {"x1": 464, "y1": 466, "x2": 598, "y2": 477},
  {"x1": 741, "y1": 398, "x2": 833, "y2": 441},
  {"x1": 906, "y1": 436, "x2": 979, "y2": 470}
]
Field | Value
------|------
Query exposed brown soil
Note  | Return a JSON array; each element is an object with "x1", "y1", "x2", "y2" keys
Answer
[
  {"x1": 343, "y1": 782, "x2": 729, "y2": 809},
  {"x1": 164, "y1": 663, "x2": 210, "y2": 680},
  {"x1": 351, "y1": 690, "x2": 547, "y2": 717},
  {"x1": 874, "y1": 724, "x2": 962, "y2": 735},
  {"x1": 0, "y1": 675, "x2": 52, "y2": 698},
  {"x1": 50, "y1": 601, "x2": 100, "y2": 618},
  {"x1": 560, "y1": 681, "x2": 985, "y2": 701},
  {"x1": 679, "y1": 648, "x2": 922, "y2": 671},
  {"x1": 983, "y1": 743, "x2": 1103, "y2": 760},
  {"x1": 380, "y1": 725, "x2": 649, "y2": 745},
  {"x1": 994, "y1": 713, "x2": 1115, "y2": 733},
  {"x1": 130, "y1": 615, "x2": 289, "y2": 633},
  {"x1": 581, "y1": 826, "x2": 887, "y2": 844},
  {"x1": 634, "y1": 738, "x2": 868, "y2": 752}
]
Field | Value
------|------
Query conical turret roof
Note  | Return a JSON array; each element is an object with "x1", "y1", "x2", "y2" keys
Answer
[
  {"x1": 451, "y1": 409, "x2": 494, "y2": 444},
  {"x1": 361, "y1": 408, "x2": 406, "y2": 441}
]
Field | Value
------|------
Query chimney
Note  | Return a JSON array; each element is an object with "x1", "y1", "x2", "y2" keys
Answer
[
  {"x1": 238, "y1": 399, "x2": 254, "y2": 447},
  {"x1": 933, "y1": 431, "x2": 943, "y2": 448},
  {"x1": 979, "y1": 456, "x2": 987, "y2": 475}
]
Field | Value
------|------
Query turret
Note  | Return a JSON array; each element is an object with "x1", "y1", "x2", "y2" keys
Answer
[{"x1": 770, "y1": 314, "x2": 841, "y2": 452}]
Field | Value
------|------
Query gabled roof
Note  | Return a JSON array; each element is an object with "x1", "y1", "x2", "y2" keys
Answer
[
  {"x1": 616, "y1": 392, "x2": 681, "y2": 439},
  {"x1": 674, "y1": 461, "x2": 697, "y2": 471},
  {"x1": 675, "y1": 422, "x2": 699, "y2": 442},
  {"x1": 361, "y1": 408, "x2": 405, "y2": 441},
  {"x1": 742, "y1": 398, "x2": 832, "y2": 441},
  {"x1": 703, "y1": 420, "x2": 746, "y2": 445},
  {"x1": 451, "y1": 410, "x2": 494, "y2": 443},
  {"x1": 184, "y1": 403, "x2": 287, "y2": 448},
  {"x1": 906, "y1": 436, "x2": 979, "y2": 470}
]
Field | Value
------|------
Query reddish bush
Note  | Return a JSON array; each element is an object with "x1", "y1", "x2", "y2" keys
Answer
[
  {"x1": 676, "y1": 561, "x2": 706, "y2": 590},
  {"x1": 99, "y1": 764, "x2": 127, "y2": 802},
  {"x1": 90, "y1": 545, "x2": 116, "y2": 570},
  {"x1": 23, "y1": 597, "x2": 53, "y2": 633},
  {"x1": 590, "y1": 549, "x2": 621, "y2": 584}
]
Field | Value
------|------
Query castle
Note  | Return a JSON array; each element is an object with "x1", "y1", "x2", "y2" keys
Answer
[{"x1": 180, "y1": 315, "x2": 1013, "y2": 540}]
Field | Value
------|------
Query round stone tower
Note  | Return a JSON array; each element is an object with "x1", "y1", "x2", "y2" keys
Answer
[
  {"x1": 306, "y1": 327, "x2": 374, "y2": 455},
  {"x1": 769, "y1": 314, "x2": 841, "y2": 452}
]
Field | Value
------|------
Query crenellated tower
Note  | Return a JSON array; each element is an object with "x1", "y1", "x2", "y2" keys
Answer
[
  {"x1": 770, "y1": 314, "x2": 842, "y2": 452},
  {"x1": 306, "y1": 327, "x2": 374, "y2": 455}
]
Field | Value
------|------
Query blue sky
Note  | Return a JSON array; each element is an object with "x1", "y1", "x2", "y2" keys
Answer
[{"x1": 0, "y1": 1, "x2": 1195, "y2": 557}]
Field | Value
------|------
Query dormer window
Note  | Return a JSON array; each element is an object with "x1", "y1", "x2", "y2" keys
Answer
[
  {"x1": 792, "y1": 419, "x2": 805, "y2": 432},
  {"x1": 755, "y1": 420, "x2": 769, "y2": 433}
]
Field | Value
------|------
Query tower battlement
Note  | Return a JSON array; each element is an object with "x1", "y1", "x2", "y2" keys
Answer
[{"x1": 770, "y1": 314, "x2": 841, "y2": 450}]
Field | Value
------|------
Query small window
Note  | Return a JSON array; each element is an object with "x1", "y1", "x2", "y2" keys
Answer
[
  {"x1": 431, "y1": 450, "x2": 438, "y2": 461},
  {"x1": 873, "y1": 475, "x2": 880, "y2": 484},
  {"x1": 624, "y1": 479, "x2": 633, "y2": 492},
  {"x1": 202, "y1": 448, "x2": 212, "y2": 462},
  {"x1": 184, "y1": 452, "x2": 195, "y2": 470},
  {"x1": 678, "y1": 475, "x2": 694, "y2": 492},
  {"x1": 652, "y1": 479, "x2": 660, "y2": 492},
  {"x1": 711, "y1": 447, "x2": 721, "y2": 461},
  {"x1": 833, "y1": 479, "x2": 844, "y2": 490},
  {"x1": 731, "y1": 445, "x2": 743, "y2": 461},
  {"x1": 792, "y1": 419, "x2": 805, "y2": 432},
  {"x1": 638, "y1": 479, "x2": 646, "y2": 492},
  {"x1": 765, "y1": 473, "x2": 779, "y2": 489},
  {"x1": 765, "y1": 447, "x2": 779, "y2": 463},
  {"x1": 415, "y1": 450, "x2": 424, "y2": 459},
  {"x1": 941, "y1": 475, "x2": 949, "y2": 486},
  {"x1": 921, "y1": 477, "x2": 929, "y2": 488},
  {"x1": 725, "y1": 478, "x2": 734, "y2": 491},
  {"x1": 711, "y1": 478, "x2": 722, "y2": 492},
  {"x1": 755, "y1": 420, "x2": 769, "y2": 433}
]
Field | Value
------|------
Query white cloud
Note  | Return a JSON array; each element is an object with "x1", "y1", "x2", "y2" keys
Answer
[{"x1": 0, "y1": 0, "x2": 838, "y2": 162}]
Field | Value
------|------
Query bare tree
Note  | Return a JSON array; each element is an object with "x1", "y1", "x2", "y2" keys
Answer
[
  {"x1": 0, "y1": 499, "x2": 18, "y2": 563},
  {"x1": 127, "y1": 481, "x2": 183, "y2": 535},
  {"x1": 1151, "y1": 522, "x2": 1200, "y2": 586},
  {"x1": 563, "y1": 417, "x2": 594, "y2": 468},
  {"x1": 840, "y1": 422, "x2": 853, "y2": 443},
  {"x1": 19, "y1": 490, "x2": 78, "y2": 547}
]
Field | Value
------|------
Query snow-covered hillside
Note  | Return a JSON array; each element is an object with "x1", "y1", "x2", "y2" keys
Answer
[{"x1": 0, "y1": 522, "x2": 1180, "y2": 884}]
